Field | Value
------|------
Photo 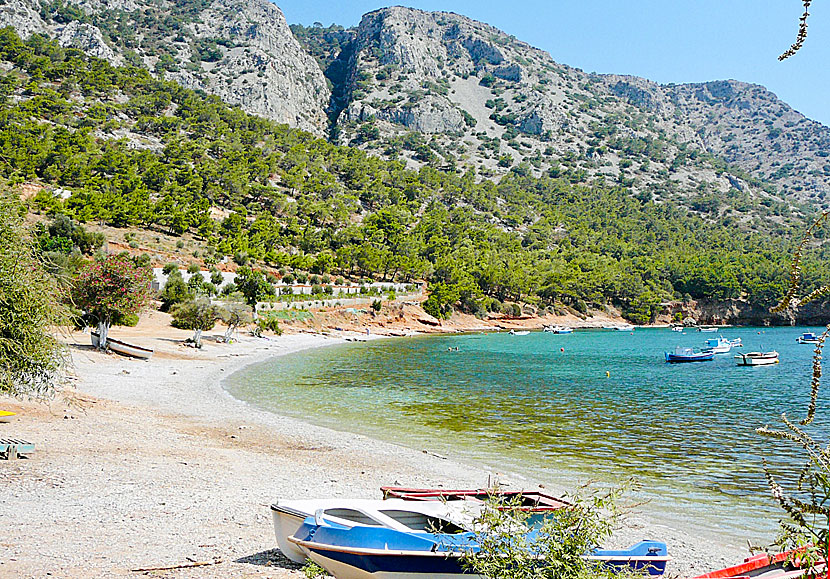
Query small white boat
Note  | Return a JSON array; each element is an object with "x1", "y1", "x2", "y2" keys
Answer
[
  {"x1": 544, "y1": 326, "x2": 573, "y2": 334},
  {"x1": 728, "y1": 338, "x2": 742, "y2": 347},
  {"x1": 671, "y1": 326, "x2": 684, "y2": 333},
  {"x1": 797, "y1": 332, "x2": 820, "y2": 344},
  {"x1": 698, "y1": 327, "x2": 719, "y2": 333},
  {"x1": 91, "y1": 332, "x2": 154, "y2": 360},
  {"x1": 271, "y1": 499, "x2": 480, "y2": 564},
  {"x1": 509, "y1": 330, "x2": 530, "y2": 336},
  {"x1": 735, "y1": 351, "x2": 779, "y2": 366},
  {"x1": 603, "y1": 324, "x2": 634, "y2": 331},
  {"x1": 702, "y1": 337, "x2": 732, "y2": 354}
]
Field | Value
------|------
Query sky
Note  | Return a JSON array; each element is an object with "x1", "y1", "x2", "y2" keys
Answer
[{"x1": 273, "y1": 0, "x2": 830, "y2": 127}]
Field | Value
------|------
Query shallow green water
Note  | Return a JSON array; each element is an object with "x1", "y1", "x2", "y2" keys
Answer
[{"x1": 225, "y1": 326, "x2": 829, "y2": 545}]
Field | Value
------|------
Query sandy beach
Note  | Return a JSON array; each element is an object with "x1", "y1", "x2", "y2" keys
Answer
[{"x1": 1, "y1": 312, "x2": 750, "y2": 578}]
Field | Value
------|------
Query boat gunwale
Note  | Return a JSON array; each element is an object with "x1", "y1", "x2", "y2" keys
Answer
[{"x1": 288, "y1": 536, "x2": 672, "y2": 563}]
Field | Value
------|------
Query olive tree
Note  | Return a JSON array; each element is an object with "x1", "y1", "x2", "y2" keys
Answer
[
  {"x1": 0, "y1": 192, "x2": 68, "y2": 396},
  {"x1": 72, "y1": 253, "x2": 153, "y2": 350},
  {"x1": 171, "y1": 298, "x2": 220, "y2": 348}
]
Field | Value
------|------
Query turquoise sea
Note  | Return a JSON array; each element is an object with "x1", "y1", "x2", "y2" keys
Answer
[{"x1": 225, "y1": 326, "x2": 829, "y2": 546}]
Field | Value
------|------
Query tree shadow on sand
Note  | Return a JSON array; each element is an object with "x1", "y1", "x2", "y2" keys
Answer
[{"x1": 235, "y1": 549, "x2": 302, "y2": 570}]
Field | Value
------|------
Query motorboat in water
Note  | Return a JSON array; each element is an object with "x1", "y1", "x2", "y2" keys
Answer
[
  {"x1": 288, "y1": 511, "x2": 671, "y2": 579},
  {"x1": 735, "y1": 351, "x2": 779, "y2": 366},
  {"x1": 701, "y1": 337, "x2": 732, "y2": 354},
  {"x1": 665, "y1": 347, "x2": 715, "y2": 363},
  {"x1": 509, "y1": 330, "x2": 530, "y2": 336},
  {"x1": 697, "y1": 327, "x2": 719, "y2": 333},
  {"x1": 797, "y1": 332, "x2": 820, "y2": 344},
  {"x1": 543, "y1": 326, "x2": 573, "y2": 334}
]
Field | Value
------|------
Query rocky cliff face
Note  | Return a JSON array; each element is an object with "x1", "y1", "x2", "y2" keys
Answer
[
  {"x1": 0, "y1": 2, "x2": 827, "y2": 211},
  {"x1": 313, "y1": 6, "x2": 828, "y2": 210},
  {"x1": 0, "y1": 0, "x2": 330, "y2": 134}
]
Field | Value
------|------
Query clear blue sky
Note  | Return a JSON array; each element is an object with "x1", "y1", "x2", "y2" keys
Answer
[{"x1": 274, "y1": 0, "x2": 830, "y2": 127}]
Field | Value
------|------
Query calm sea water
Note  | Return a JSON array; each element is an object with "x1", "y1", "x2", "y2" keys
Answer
[{"x1": 225, "y1": 326, "x2": 830, "y2": 545}]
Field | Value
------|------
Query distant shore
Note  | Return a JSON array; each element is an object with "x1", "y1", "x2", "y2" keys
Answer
[{"x1": 1, "y1": 312, "x2": 749, "y2": 577}]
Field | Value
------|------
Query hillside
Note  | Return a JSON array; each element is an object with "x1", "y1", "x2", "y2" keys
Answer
[
  {"x1": 0, "y1": 2, "x2": 826, "y2": 212},
  {"x1": 300, "y1": 7, "x2": 829, "y2": 207},
  {"x1": 3, "y1": 29, "x2": 830, "y2": 325},
  {"x1": 0, "y1": 0, "x2": 331, "y2": 132}
]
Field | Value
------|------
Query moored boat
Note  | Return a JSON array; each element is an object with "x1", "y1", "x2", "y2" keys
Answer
[
  {"x1": 380, "y1": 486, "x2": 570, "y2": 512},
  {"x1": 509, "y1": 330, "x2": 530, "y2": 336},
  {"x1": 735, "y1": 351, "x2": 779, "y2": 366},
  {"x1": 692, "y1": 549, "x2": 823, "y2": 579},
  {"x1": 665, "y1": 347, "x2": 715, "y2": 363},
  {"x1": 271, "y1": 499, "x2": 480, "y2": 564},
  {"x1": 671, "y1": 326, "x2": 684, "y2": 333},
  {"x1": 544, "y1": 325, "x2": 573, "y2": 334},
  {"x1": 797, "y1": 332, "x2": 820, "y2": 344},
  {"x1": 91, "y1": 331, "x2": 154, "y2": 359},
  {"x1": 701, "y1": 337, "x2": 732, "y2": 354},
  {"x1": 288, "y1": 512, "x2": 670, "y2": 579},
  {"x1": 697, "y1": 327, "x2": 718, "y2": 333}
]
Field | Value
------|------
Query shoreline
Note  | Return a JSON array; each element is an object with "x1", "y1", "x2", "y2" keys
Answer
[{"x1": 2, "y1": 316, "x2": 751, "y2": 577}]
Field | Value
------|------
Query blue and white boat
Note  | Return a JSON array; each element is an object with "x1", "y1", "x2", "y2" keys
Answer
[
  {"x1": 797, "y1": 332, "x2": 820, "y2": 344},
  {"x1": 702, "y1": 337, "x2": 732, "y2": 354},
  {"x1": 288, "y1": 511, "x2": 670, "y2": 579},
  {"x1": 544, "y1": 325, "x2": 574, "y2": 334},
  {"x1": 665, "y1": 347, "x2": 715, "y2": 363}
]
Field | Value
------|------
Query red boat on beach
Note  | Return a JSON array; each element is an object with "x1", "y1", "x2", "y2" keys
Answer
[
  {"x1": 692, "y1": 550, "x2": 825, "y2": 579},
  {"x1": 380, "y1": 486, "x2": 570, "y2": 511}
]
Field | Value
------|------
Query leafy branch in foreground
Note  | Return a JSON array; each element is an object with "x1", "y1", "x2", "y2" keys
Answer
[
  {"x1": 461, "y1": 483, "x2": 642, "y2": 579},
  {"x1": 757, "y1": 210, "x2": 830, "y2": 569},
  {"x1": 780, "y1": 0, "x2": 813, "y2": 61},
  {"x1": 0, "y1": 190, "x2": 69, "y2": 396}
]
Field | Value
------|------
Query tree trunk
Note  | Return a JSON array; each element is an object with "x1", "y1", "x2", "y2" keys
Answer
[
  {"x1": 193, "y1": 329, "x2": 202, "y2": 349},
  {"x1": 223, "y1": 325, "x2": 234, "y2": 343},
  {"x1": 97, "y1": 320, "x2": 110, "y2": 350}
]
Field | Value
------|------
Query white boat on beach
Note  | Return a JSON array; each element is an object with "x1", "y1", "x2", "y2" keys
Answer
[
  {"x1": 735, "y1": 351, "x2": 779, "y2": 366},
  {"x1": 270, "y1": 499, "x2": 480, "y2": 564},
  {"x1": 91, "y1": 331, "x2": 154, "y2": 360},
  {"x1": 509, "y1": 330, "x2": 530, "y2": 336}
]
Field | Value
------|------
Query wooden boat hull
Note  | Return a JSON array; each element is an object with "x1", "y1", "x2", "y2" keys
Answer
[
  {"x1": 379, "y1": 487, "x2": 570, "y2": 511},
  {"x1": 693, "y1": 550, "x2": 823, "y2": 579},
  {"x1": 290, "y1": 523, "x2": 670, "y2": 579},
  {"x1": 91, "y1": 332, "x2": 154, "y2": 360}
]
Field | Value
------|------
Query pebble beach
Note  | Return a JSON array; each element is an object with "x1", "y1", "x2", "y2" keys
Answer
[{"x1": 1, "y1": 315, "x2": 750, "y2": 578}]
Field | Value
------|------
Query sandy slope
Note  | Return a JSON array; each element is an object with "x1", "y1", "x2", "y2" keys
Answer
[{"x1": 0, "y1": 318, "x2": 748, "y2": 578}]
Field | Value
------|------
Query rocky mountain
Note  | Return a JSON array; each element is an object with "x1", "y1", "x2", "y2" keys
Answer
[
  {"x1": 0, "y1": 0, "x2": 331, "y2": 133},
  {"x1": 312, "y1": 7, "x2": 829, "y2": 208},
  {"x1": 0, "y1": 1, "x2": 828, "y2": 210}
]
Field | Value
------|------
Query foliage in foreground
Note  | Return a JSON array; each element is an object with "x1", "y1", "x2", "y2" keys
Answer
[
  {"x1": 462, "y1": 485, "x2": 641, "y2": 579},
  {"x1": 0, "y1": 191, "x2": 68, "y2": 396},
  {"x1": 755, "y1": 211, "x2": 830, "y2": 568}
]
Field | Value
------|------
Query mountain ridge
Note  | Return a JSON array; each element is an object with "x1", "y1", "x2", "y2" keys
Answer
[{"x1": 0, "y1": 0, "x2": 827, "y2": 212}]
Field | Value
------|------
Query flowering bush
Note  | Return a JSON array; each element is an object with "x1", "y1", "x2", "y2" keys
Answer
[{"x1": 72, "y1": 253, "x2": 152, "y2": 348}]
